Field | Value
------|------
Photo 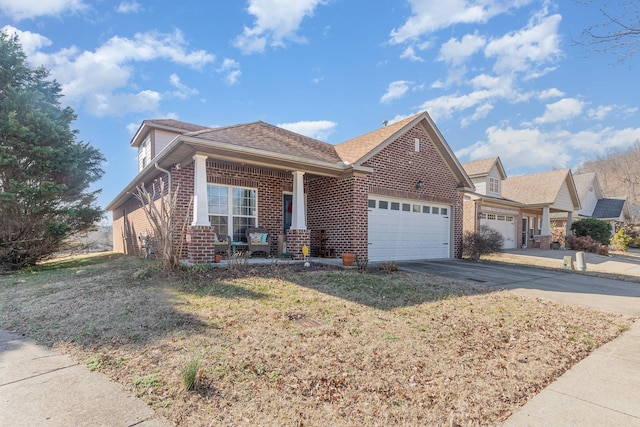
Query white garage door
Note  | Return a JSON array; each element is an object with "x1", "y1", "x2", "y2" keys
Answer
[
  {"x1": 368, "y1": 197, "x2": 451, "y2": 262},
  {"x1": 481, "y1": 213, "x2": 516, "y2": 249}
]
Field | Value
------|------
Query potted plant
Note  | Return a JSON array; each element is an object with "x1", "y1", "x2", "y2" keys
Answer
[
  {"x1": 341, "y1": 252, "x2": 356, "y2": 266},
  {"x1": 214, "y1": 254, "x2": 223, "y2": 263}
]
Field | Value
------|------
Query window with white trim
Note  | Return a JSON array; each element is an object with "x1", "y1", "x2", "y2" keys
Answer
[
  {"x1": 207, "y1": 184, "x2": 257, "y2": 242},
  {"x1": 489, "y1": 177, "x2": 500, "y2": 193}
]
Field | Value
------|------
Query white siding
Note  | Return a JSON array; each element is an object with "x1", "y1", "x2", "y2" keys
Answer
[
  {"x1": 552, "y1": 181, "x2": 576, "y2": 212},
  {"x1": 471, "y1": 178, "x2": 487, "y2": 195},
  {"x1": 579, "y1": 185, "x2": 599, "y2": 216},
  {"x1": 154, "y1": 130, "x2": 179, "y2": 156},
  {"x1": 487, "y1": 165, "x2": 502, "y2": 197}
]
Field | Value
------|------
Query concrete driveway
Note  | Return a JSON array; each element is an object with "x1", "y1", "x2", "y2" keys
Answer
[{"x1": 398, "y1": 259, "x2": 640, "y2": 317}]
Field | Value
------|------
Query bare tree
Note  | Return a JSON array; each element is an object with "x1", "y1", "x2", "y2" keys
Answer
[
  {"x1": 134, "y1": 180, "x2": 191, "y2": 270},
  {"x1": 577, "y1": 1, "x2": 640, "y2": 63}
]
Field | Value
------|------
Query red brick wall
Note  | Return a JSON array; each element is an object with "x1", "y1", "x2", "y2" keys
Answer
[{"x1": 112, "y1": 176, "x2": 168, "y2": 257}]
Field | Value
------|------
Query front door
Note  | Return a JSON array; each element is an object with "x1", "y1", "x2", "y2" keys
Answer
[{"x1": 521, "y1": 218, "x2": 527, "y2": 248}]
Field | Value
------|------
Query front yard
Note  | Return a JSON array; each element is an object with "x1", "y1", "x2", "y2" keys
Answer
[{"x1": 0, "y1": 254, "x2": 632, "y2": 426}]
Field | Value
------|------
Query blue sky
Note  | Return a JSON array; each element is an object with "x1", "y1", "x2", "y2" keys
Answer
[{"x1": 1, "y1": 0, "x2": 639, "y2": 212}]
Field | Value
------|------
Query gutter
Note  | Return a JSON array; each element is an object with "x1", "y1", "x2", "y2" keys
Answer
[{"x1": 154, "y1": 163, "x2": 171, "y2": 201}]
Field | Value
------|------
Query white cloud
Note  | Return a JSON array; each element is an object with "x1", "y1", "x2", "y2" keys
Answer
[
  {"x1": 399, "y1": 45, "x2": 424, "y2": 62},
  {"x1": 484, "y1": 11, "x2": 562, "y2": 77},
  {"x1": 116, "y1": 1, "x2": 141, "y2": 14},
  {"x1": 85, "y1": 90, "x2": 161, "y2": 117},
  {"x1": 380, "y1": 80, "x2": 412, "y2": 104},
  {"x1": 534, "y1": 98, "x2": 584, "y2": 124},
  {"x1": 461, "y1": 103, "x2": 494, "y2": 127},
  {"x1": 15, "y1": 29, "x2": 214, "y2": 116},
  {"x1": 277, "y1": 120, "x2": 337, "y2": 141},
  {"x1": 457, "y1": 126, "x2": 572, "y2": 170},
  {"x1": 217, "y1": 58, "x2": 241, "y2": 85},
  {"x1": 458, "y1": 124, "x2": 640, "y2": 173},
  {"x1": 587, "y1": 105, "x2": 614, "y2": 121},
  {"x1": 126, "y1": 122, "x2": 141, "y2": 135},
  {"x1": 169, "y1": 73, "x2": 199, "y2": 99},
  {"x1": 234, "y1": 0, "x2": 325, "y2": 54},
  {"x1": 537, "y1": 87, "x2": 564, "y2": 99},
  {"x1": 438, "y1": 32, "x2": 486, "y2": 66},
  {"x1": 390, "y1": 0, "x2": 532, "y2": 45},
  {"x1": 0, "y1": 0, "x2": 87, "y2": 20}
]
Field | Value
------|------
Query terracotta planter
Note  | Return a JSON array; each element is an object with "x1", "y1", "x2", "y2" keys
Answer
[
  {"x1": 214, "y1": 254, "x2": 223, "y2": 263},
  {"x1": 341, "y1": 253, "x2": 356, "y2": 266}
]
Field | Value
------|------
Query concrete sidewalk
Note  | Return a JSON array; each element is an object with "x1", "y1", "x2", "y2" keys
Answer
[
  {"x1": 0, "y1": 330, "x2": 171, "y2": 427},
  {"x1": 503, "y1": 320, "x2": 640, "y2": 426}
]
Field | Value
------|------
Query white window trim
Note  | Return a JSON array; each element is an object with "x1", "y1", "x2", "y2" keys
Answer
[{"x1": 207, "y1": 184, "x2": 258, "y2": 241}]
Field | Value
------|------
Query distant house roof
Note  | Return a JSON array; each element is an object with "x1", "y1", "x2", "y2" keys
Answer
[
  {"x1": 591, "y1": 198, "x2": 627, "y2": 220},
  {"x1": 572, "y1": 172, "x2": 600, "y2": 201},
  {"x1": 461, "y1": 157, "x2": 506, "y2": 179},
  {"x1": 501, "y1": 169, "x2": 580, "y2": 210}
]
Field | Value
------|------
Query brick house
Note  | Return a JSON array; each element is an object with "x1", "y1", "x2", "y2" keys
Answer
[
  {"x1": 107, "y1": 111, "x2": 474, "y2": 263},
  {"x1": 462, "y1": 157, "x2": 581, "y2": 250}
]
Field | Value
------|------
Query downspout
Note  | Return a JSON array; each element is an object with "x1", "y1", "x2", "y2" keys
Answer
[{"x1": 154, "y1": 163, "x2": 171, "y2": 201}]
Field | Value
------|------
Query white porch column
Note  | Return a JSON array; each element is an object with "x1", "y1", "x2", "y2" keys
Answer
[
  {"x1": 291, "y1": 171, "x2": 307, "y2": 230},
  {"x1": 541, "y1": 207, "x2": 551, "y2": 235},
  {"x1": 566, "y1": 212, "x2": 573, "y2": 236},
  {"x1": 192, "y1": 154, "x2": 210, "y2": 226}
]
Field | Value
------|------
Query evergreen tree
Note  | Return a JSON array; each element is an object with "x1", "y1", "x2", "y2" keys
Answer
[{"x1": 0, "y1": 31, "x2": 105, "y2": 270}]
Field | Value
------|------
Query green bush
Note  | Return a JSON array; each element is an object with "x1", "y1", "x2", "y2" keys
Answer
[
  {"x1": 609, "y1": 228, "x2": 632, "y2": 252},
  {"x1": 570, "y1": 218, "x2": 612, "y2": 245},
  {"x1": 462, "y1": 225, "x2": 504, "y2": 261}
]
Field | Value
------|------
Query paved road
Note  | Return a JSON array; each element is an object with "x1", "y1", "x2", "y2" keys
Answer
[{"x1": 398, "y1": 259, "x2": 640, "y2": 317}]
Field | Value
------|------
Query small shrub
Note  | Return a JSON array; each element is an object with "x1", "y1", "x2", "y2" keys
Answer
[
  {"x1": 182, "y1": 357, "x2": 203, "y2": 391},
  {"x1": 379, "y1": 261, "x2": 397, "y2": 273},
  {"x1": 571, "y1": 218, "x2": 612, "y2": 245},
  {"x1": 568, "y1": 235, "x2": 597, "y2": 252},
  {"x1": 355, "y1": 255, "x2": 368, "y2": 272},
  {"x1": 609, "y1": 228, "x2": 632, "y2": 252},
  {"x1": 567, "y1": 235, "x2": 609, "y2": 255},
  {"x1": 462, "y1": 225, "x2": 504, "y2": 261}
]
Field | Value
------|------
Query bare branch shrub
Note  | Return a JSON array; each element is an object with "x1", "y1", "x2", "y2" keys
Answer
[
  {"x1": 134, "y1": 180, "x2": 191, "y2": 271},
  {"x1": 462, "y1": 225, "x2": 504, "y2": 261}
]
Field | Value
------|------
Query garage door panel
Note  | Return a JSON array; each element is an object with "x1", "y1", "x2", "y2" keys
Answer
[
  {"x1": 368, "y1": 197, "x2": 451, "y2": 262},
  {"x1": 480, "y1": 214, "x2": 516, "y2": 249}
]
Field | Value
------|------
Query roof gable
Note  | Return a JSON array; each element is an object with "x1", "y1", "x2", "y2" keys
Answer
[
  {"x1": 334, "y1": 111, "x2": 473, "y2": 188},
  {"x1": 130, "y1": 119, "x2": 210, "y2": 147},
  {"x1": 462, "y1": 157, "x2": 506, "y2": 179},
  {"x1": 502, "y1": 169, "x2": 580, "y2": 210},
  {"x1": 572, "y1": 172, "x2": 603, "y2": 200}
]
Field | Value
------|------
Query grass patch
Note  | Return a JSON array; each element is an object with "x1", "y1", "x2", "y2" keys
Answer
[{"x1": 0, "y1": 255, "x2": 633, "y2": 426}]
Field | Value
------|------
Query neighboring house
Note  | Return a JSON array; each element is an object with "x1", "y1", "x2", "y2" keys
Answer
[
  {"x1": 107, "y1": 112, "x2": 474, "y2": 263},
  {"x1": 462, "y1": 157, "x2": 581, "y2": 250},
  {"x1": 567, "y1": 172, "x2": 631, "y2": 235}
]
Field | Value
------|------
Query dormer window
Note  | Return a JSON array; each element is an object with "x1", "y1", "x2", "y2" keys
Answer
[{"x1": 489, "y1": 177, "x2": 500, "y2": 194}]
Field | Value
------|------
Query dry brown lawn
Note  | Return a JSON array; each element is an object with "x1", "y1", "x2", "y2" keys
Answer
[{"x1": 0, "y1": 254, "x2": 633, "y2": 426}]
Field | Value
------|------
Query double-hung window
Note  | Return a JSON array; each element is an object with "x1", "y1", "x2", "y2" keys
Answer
[
  {"x1": 207, "y1": 185, "x2": 257, "y2": 242},
  {"x1": 489, "y1": 177, "x2": 500, "y2": 194}
]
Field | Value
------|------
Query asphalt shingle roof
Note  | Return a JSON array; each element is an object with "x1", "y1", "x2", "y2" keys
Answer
[
  {"x1": 572, "y1": 172, "x2": 598, "y2": 201},
  {"x1": 501, "y1": 169, "x2": 571, "y2": 205},
  {"x1": 144, "y1": 119, "x2": 209, "y2": 133},
  {"x1": 591, "y1": 198, "x2": 626, "y2": 219},
  {"x1": 461, "y1": 157, "x2": 500, "y2": 177},
  {"x1": 334, "y1": 113, "x2": 422, "y2": 164},
  {"x1": 186, "y1": 121, "x2": 344, "y2": 164}
]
